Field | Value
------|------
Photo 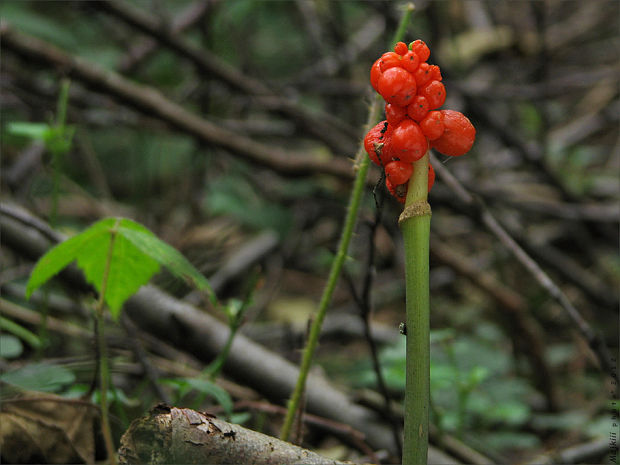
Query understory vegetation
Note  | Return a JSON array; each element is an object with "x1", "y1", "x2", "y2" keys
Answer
[{"x1": 1, "y1": 1, "x2": 618, "y2": 464}]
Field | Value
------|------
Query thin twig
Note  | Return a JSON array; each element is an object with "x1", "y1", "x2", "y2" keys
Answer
[
  {"x1": 430, "y1": 151, "x2": 614, "y2": 374},
  {"x1": 91, "y1": 0, "x2": 359, "y2": 155},
  {"x1": 429, "y1": 237, "x2": 558, "y2": 411},
  {"x1": 0, "y1": 23, "x2": 354, "y2": 178},
  {"x1": 118, "y1": 0, "x2": 216, "y2": 73},
  {"x1": 343, "y1": 184, "x2": 403, "y2": 457},
  {"x1": 121, "y1": 314, "x2": 172, "y2": 403}
]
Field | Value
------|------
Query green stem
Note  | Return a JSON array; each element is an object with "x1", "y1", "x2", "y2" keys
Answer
[
  {"x1": 391, "y1": 3, "x2": 416, "y2": 49},
  {"x1": 0, "y1": 316, "x2": 41, "y2": 349},
  {"x1": 280, "y1": 137, "x2": 373, "y2": 442},
  {"x1": 205, "y1": 326, "x2": 237, "y2": 380},
  {"x1": 96, "y1": 219, "x2": 120, "y2": 465},
  {"x1": 401, "y1": 152, "x2": 430, "y2": 465},
  {"x1": 56, "y1": 79, "x2": 70, "y2": 128},
  {"x1": 280, "y1": 2, "x2": 417, "y2": 443}
]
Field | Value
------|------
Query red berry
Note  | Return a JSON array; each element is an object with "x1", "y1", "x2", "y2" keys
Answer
[
  {"x1": 406, "y1": 95, "x2": 430, "y2": 122},
  {"x1": 410, "y1": 39, "x2": 431, "y2": 63},
  {"x1": 385, "y1": 160, "x2": 413, "y2": 185},
  {"x1": 390, "y1": 119, "x2": 428, "y2": 163},
  {"x1": 419, "y1": 80, "x2": 446, "y2": 110},
  {"x1": 370, "y1": 58, "x2": 382, "y2": 92},
  {"x1": 364, "y1": 120, "x2": 391, "y2": 165},
  {"x1": 431, "y1": 110, "x2": 476, "y2": 156},
  {"x1": 429, "y1": 64, "x2": 442, "y2": 81},
  {"x1": 401, "y1": 50, "x2": 420, "y2": 73},
  {"x1": 379, "y1": 51, "x2": 403, "y2": 72},
  {"x1": 377, "y1": 67, "x2": 417, "y2": 107},
  {"x1": 385, "y1": 177, "x2": 407, "y2": 204},
  {"x1": 428, "y1": 163, "x2": 436, "y2": 192},
  {"x1": 385, "y1": 103, "x2": 407, "y2": 126},
  {"x1": 394, "y1": 41, "x2": 408, "y2": 56},
  {"x1": 420, "y1": 111, "x2": 445, "y2": 140},
  {"x1": 414, "y1": 62, "x2": 432, "y2": 87}
]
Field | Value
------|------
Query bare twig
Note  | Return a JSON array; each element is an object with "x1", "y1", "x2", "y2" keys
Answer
[
  {"x1": 344, "y1": 185, "x2": 403, "y2": 458},
  {"x1": 430, "y1": 152, "x2": 614, "y2": 374},
  {"x1": 0, "y1": 23, "x2": 355, "y2": 178},
  {"x1": 91, "y1": 0, "x2": 359, "y2": 155},
  {"x1": 294, "y1": 15, "x2": 385, "y2": 82},
  {"x1": 232, "y1": 400, "x2": 379, "y2": 463},
  {"x1": 118, "y1": 0, "x2": 216, "y2": 73},
  {"x1": 1, "y1": 203, "x2": 462, "y2": 462},
  {"x1": 525, "y1": 438, "x2": 612, "y2": 465},
  {"x1": 429, "y1": 237, "x2": 558, "y2": 411},
  {"x1": 121, "y1": 314, "x2": 172, "y2": 404}
]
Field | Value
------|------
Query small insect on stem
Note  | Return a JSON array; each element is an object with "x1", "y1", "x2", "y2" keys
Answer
[{"x1": 399, "y1": 322, "x2": 407, "y2": 335}]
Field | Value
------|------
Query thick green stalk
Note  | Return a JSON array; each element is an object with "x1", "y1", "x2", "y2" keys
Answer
[
  {"x1": 400, "y1": 153, "x2": 430, "y2": 465},
  {"x1": 96, "y1": 219, "x2": 120, "y2": 465}
]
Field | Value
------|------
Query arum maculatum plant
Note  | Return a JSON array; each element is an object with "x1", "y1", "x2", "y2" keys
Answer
[{"x1": 365, "y1": 40, "x2": 475, "y2": 464}]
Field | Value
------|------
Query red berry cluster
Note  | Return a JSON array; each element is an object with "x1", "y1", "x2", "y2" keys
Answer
[{"x1": 364, "y1": 40, "x2": 476, "y2": 203}]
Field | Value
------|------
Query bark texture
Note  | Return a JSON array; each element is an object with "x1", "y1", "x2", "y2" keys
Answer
[{"x1": 119, "y1": 406, "x2": 353, "y2": 465}]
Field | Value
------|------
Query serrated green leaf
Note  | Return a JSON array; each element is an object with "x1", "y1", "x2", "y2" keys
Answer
[
  {"x1": 25, "y1": 218, "x2": 115, "y2": 298},
  {"x1": 26, "y1": 217, "x2": 214, "y2": 320},
  {"x1": 75, "y1": 220, "x2": 160, "y2": 318},
  {"x1": 117, "y1": 220, "x2": 215, "y2": 303}
]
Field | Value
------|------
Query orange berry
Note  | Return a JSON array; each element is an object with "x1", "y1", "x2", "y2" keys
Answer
[
  {"x1": 431, "y1": 110, "x2": 476, "y2": 156},
  {"x1": 390, "y1": 119, "x2": 428, "y2": 163},
  {"x1": 385, "y1": 160, "x2": 413, "y2": 185},
  {"x1": 420, "y1": 111, "x2": 445, "y2": 140},
  {"x1": 394, "y1": 41, "x2": 408, "y2": 56},
  {"x1": 377, "y1": 67, "x2": 417, "y2": 107}
]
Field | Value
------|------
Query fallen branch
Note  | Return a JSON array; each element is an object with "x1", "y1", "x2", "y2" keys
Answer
[
  {"x1": 0, "y1": 22, "x2": 354, "y2": 179},
  {"x1": 117, "y1": 0, "x2": 216, "y2": 74},
  {"x1": 0, "y1": 203, "x2": 460, "y2": 464},
  {"x1": 91, "y1": 0, "x2": 359, "y2": 155},
  {"x1": 119, "y1": 405, "x2": 355, "y2": 465}
]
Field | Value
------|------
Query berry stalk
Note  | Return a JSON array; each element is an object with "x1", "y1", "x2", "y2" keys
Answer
[
  {"x1": 400, "y1": 153, "x2": 431, "y2": 465},
  {"x1": 363, "y1": 33, "x2": 475, "y2": 464}
]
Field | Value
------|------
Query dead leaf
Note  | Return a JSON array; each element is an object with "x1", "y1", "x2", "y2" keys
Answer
[{"x1": 0, "y1": 392, "x2": 98, "y2": 464}]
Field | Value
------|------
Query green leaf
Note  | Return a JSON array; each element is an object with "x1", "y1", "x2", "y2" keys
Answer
[
  {"x1": 180, "y1": 378, "x2": 233, "y2": 415},
  {"x1": 0, "y1": 316, "x2": 41, "y2": 349},
  {"x1": 118, "y1": 221, "x2": 215, "y2": 303},
  {"x1": 26, "y1": 217, "x2": 214, "y2": 319},
  {"x1": 25, "y1": 217, "x2": 115, "y2": 299},
  {"x1": 74, "y1": 219, "x2": 161, "y2": 318},
  {"x1": 0, "y1": 362, "x2": 75, "y2": 392},
  {"x1": 6, "y1": 122, "x2": 53, "y2": 141},
  {"x1": 0, "y1": 335, "x2": 23, "y2": 359}
]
